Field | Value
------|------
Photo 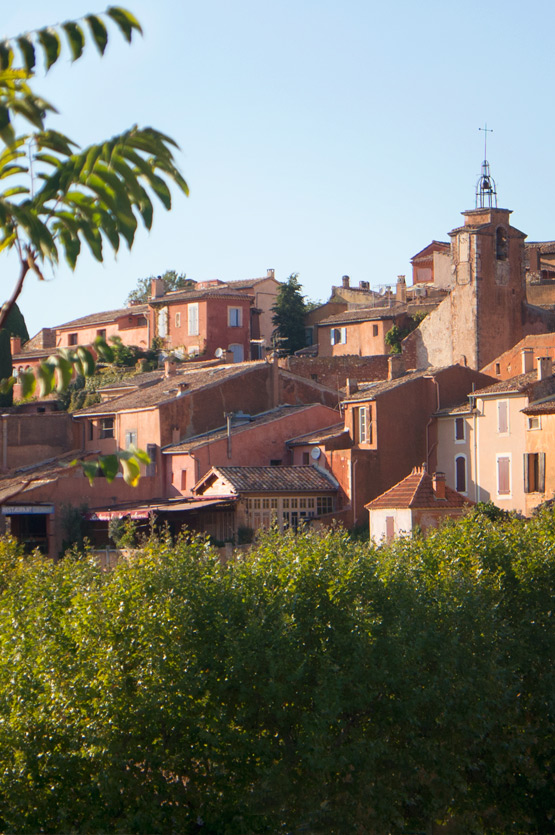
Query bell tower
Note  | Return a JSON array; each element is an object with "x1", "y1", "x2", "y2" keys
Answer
[{"x1": 446, "y1": 147, "x2": 526, "y2": 370}]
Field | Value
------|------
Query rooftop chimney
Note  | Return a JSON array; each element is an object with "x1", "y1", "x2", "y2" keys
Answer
[
  {"x1": 529, "y1": 248, "x2": 540, "y2": 271},
  {"x1": 537, "y1": 356, "x2": 553, "y2": 380},
  {"x1": 521, "y1": 348, "x2": 534, "y2": 374},
  {"x1": 345, "y1": 377, "x2": 358, "y2": 397},
  {"x1": 151, "y1": 276, "x2": 166, "y2": 299},
  {"x1": 10, "y1": 336, "x2": 21, "y2": 355},
  {"x1": 396, "y1": 275, "x2": 407, "y2": 304},
  {"x1": 342, "y1": 275, "x2": 350, "y2": 288},
  {"x1": 164, "y1": 358, "x2": 177, "y2": 378},
  {"x1": 267, "y1": 268, "x2": 275, "y2": 279},
  {"x1": 388, "y1": 354, "x2": 405, "y2": 381},
  {"x1": 433, "y1": 471, "x2": 446, "y2": 499}
]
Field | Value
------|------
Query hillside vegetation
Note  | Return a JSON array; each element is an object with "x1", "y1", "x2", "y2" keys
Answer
[{"x1": 0, "y1": 510, "x2": 552, "y2": 833}]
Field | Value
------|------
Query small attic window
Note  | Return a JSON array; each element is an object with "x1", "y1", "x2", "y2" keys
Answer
[{"x1": 496, "y1": 227, "x2": 508, "y2": 261}]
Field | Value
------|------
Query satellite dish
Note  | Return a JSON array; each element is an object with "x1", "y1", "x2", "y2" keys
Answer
[
  {"x1": 215, "y1": 347, "x2": 223, "y2": 358},
  {"x1": 310, "y1": 447, "x2": 321, "y2": 460}
]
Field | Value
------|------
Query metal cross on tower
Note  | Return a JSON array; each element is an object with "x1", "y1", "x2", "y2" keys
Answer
[{"x1": 476, "y1": 123, "x2": 497, "y2": 209}]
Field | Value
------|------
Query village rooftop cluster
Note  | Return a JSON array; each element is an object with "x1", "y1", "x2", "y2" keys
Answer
[{"x1": 4, "y1": 177, "x2": 555, "y2": 559}]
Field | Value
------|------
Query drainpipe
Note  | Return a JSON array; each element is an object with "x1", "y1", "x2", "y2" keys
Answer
[
  {"x1": 225, "y1": 412, "x2": 233, "y2": 459},
  {"x1": 470, "y1": 387, "x2": 479, "y2": 503},
  {"x1": 2, "y1": 414, "x2": 7, "y2": 469},
  {"x1": 351, "y1": 454, "x2": 357, "y2": 527},
  {"x1": 425, "y1": 375, "x2": 441, "y2": 472}
]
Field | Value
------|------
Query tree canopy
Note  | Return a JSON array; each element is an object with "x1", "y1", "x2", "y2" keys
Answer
[
  {"x1": 0, "y1": 7, "x2": 188, "y2": 333},
  {"x1": 125, "y1": 269, "x2": 193, "y2": 305},
  {"x1": 271, "y1": 272, "x2": 307, "y2": 355},
  {"x1": 0, "y1": 508, "x2": 552, "y2": 833}
]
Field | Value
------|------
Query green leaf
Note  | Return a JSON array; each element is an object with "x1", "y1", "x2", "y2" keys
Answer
[
  {"x1": 82, "y1": 460, "x2": 101, "y2": 485},
  {"x1": 16, "y1": 36, "x2": 35, "y2": 72},
  {"x1": 94, "y1": 336, "x2": 114, "y2": 363},
  {"x1": 36, "y1": 362, "x2": 54, "y2": 398},
  {"x1": 106, "y1": 7, "x2": 143, "y2": 42},
  {"x1": 19, "y1": 369, "x2": 36, "y2": 400},
  {"x1": 121, "y1": 456, "x2": 141, "y2": 487},
  {"x1": 0, "y1": 41, "x2": 13, "y2": 71},
  {"x1": 49, "y1": 355, "x2": 73, "y2": 391},
  {"x1": 37, "y1": 28, "x2": 60, "y2": 71},
  {"x1": 85, "y1": 15, "x2": 108, "y2": 55},
  {"x1": 62, "y1": 22, "x2": 85, "y2": 62},
  {"x1": 99, "y1": 454, "x2": 119, "y2": 483},
  {"x1": 36, "y1": 130, "x2": 76, "y2": 156},
  {"x1": 76, "y1": 346, "x2": 95, "y2": 377},
  {"x1": 0, "y1": 376, "x2": 15, "y2": 395},
  {"x1": 131, "y1": 447, "x2": 151, "y2": 466}
]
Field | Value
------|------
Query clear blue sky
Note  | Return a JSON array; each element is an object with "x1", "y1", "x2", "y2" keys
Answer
[{"x1": 3, "y1": 0, "x2": 555, "y2": 337}]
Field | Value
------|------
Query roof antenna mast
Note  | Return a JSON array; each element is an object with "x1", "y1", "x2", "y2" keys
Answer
[{"x1": 476, "y1": 123, "x2": 497, "y2": 209}]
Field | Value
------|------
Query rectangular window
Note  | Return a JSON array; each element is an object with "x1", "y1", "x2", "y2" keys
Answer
[
  {"x1": 99, "y1": 417, "x2": 114, "y2": 439},
  {"x1": 358, "y1": 407, "x2": 368, "y2": 443},
  {"x1": 88, "y1": 421, "x2": 94, "y2": 442},
  {"x1": 524, "y1": 452, "x2": 545, "y2": 493},
  {"x1": 372, "y1": 324, "x2": 378, "y2": 337},
  {"x1": 302, "y1": 452, "x2": 310, "y2": 465},
  {"x1": 497, "y1": 455, "x2": 511, "y2": 496},
  {"x1": 455, "y1": 417, "x2": 465, "y2": 442},
  {"x1": 188, "y1": 303, "x2": 199, "y2": 336},
  {"x1": 175, "y1": 312, "x2": 181, "y2": 328},
  {"x1": 146, "y1": 443, "x2": 156, "y2": 477},
  {"x1": 270, "y1": 459, "x2": 282, "y2": 466},
  {"x1": 527, "y1": 416, "x2": 541, "y2": 430},
  {"x1": 96, "y1": 328, "x2": 106, "y2": 340},
  {"x1": 125, "y1": 430, "x2": 137, "y2": 449},
  {"x1": 68, "y1": 333, "x2": 78, "y2": 346},
  {"x1": 316, "y1": 496, "x2": 333, "y2": 516},
  {"x1": 455, "y1": 454, "x2": 467, "y2": 494},
  {"x1": 262, "y1": 498, "x2": 270, "y2": 509},
  {"x1": 497, "y1": 400, "x2": 509, "y2": 434},
  {"x1": 271, "y1": 498, "x2": 278, "y2": 509},
  {"x1": 228, "y1": 307, "x2": 242, "y2": 327},
  {"x1": 180, "y1": 469, "x2": 187, "y2": 490}
]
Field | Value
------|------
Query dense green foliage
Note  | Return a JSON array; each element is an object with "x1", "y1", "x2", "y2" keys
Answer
[
  {"x1": 271, "y1": 273, "x2": 308, "y2": 355},
  {"x1": 125, "y1": 269, "x2": 193, "y2": 305},
  {"x1": 385, "y1": 311, "x2": 428, "y2": 354},
  {"x1": 3, "y1": 302, "x2": 29, "y2": 343},
  {"x1": 0, "y1": 329, "x2": 12, "y2": 406},
  {"x1": 0, "y1": 511, "x2": 553, "y2": 833}
]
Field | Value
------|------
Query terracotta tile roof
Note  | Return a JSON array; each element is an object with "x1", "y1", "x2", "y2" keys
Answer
[
  {"x1": 150, "y1": 287, "x2": 253, "y2": 304},
  {"x1": 74, "y1": 362, "x2": 265, "y2": 416},
  {"x1": 163, "y1": 404, "x2": 316, "y2": 452},
  {"x1": 318, "y1": 305, "x2": 406, "y2": 327},
  {"x1": 0, "y1": 452, "x2": 89, "y2": 504},
  {"x1": 434, "y1": 402, "x2": 473, "y2": 416},
  {"x1": 473, "y1": 370, "x2": 538, "y2": 395},
  {"x1": 57, "y1": 305, "x2": 149, "y2": 330},
  {"x1": 225, "y1": 277, "x2": 278, "y2": 289},
  {"x1": 365, "y1": 467, "x2": 473, "y2": 510},
  {"x1": 100, "y1": 369, "x2": 165, "y2": 391},
  {"x1": 286, "y1": 423, "x2": 346, "y2": 446},
  {"x1": 198, "y1": 465, "x2": 338, "y2": 494},
  {"x1": 522, "y1": 396, "x2": 555, "y2": 415},
  {"x1": 341, "y1": 368, "x2": 433, "y2": 402}
]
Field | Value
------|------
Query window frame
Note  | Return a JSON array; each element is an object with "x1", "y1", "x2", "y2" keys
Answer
[
  {"x1": 99, "y1": 417, "x2": 114, "y2": 439},
  {"x1": 454, "y1": 416, "x2": 465, "y2": 443},
  {"x1": 497, "y1": 400, "x2": 509, "y2": 435},
  {"x1": 228, "y1": 306, "x2": 242, "y2": 327},
  {"x1": 455, "y1": 453, "x2": 467, "y2": 494},
  {"x1": 496, "y1": 454, "x2": 511, "y2": 497},
  {"x1": 187, "y1": 302, "x2": 199, "y2": 336}
]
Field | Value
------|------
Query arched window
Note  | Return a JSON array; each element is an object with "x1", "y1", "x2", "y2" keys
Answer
[
  {"x1": 455, "y1": 455, "x2": 467, "y2": 494},
  {"x1": 496, "y1": 227, "x2": 508, "y2": 261}
]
